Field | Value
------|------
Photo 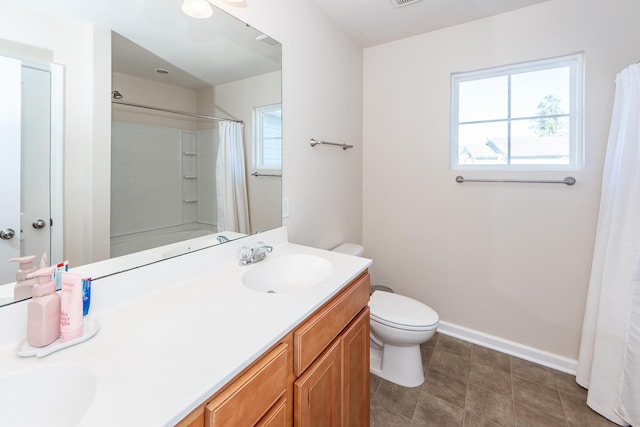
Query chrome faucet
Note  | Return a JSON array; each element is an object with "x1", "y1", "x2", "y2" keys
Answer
[
  {"x1": 239, "y1": 243, "x2": 273, "y2": 265},
  {"x1": 216, "y1": 235, "x2": 230, "y2": 243}
]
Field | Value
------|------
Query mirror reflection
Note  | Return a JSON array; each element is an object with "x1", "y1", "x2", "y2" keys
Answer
[{"x1": 0, "y1": 2, "x2": 282, "y2": 306}]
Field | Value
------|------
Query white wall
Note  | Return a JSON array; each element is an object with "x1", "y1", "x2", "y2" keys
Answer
[
  {"x1": 210, "y1": 0, "x2": 364, "y2": 249},
  {"x1": 362, "y1": 0, "x2": 640, "y2": 361}
]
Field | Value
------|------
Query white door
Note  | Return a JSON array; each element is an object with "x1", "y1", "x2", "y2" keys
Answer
[
  {"x1": 20, "y1": 65, "x2": 52, "y2": 263},
  {"x1": 0, "y1": 56, "x2": 22, "y2": 284}
]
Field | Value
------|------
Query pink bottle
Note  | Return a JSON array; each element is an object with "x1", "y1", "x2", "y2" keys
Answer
[
  {"x1": 60, "y1": 272, "x2": 83, "y2": 342},
  {"x1": 26, "y1": 266, "x2": 61, "y2": 347},
  {"x1": 9, "y1": 255, "x2": 37, "y2": 301}
]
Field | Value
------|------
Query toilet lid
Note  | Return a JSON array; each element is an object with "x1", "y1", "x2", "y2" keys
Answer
[{"x1": 369, "y1": 291, "x2": 439, "y2": 329}]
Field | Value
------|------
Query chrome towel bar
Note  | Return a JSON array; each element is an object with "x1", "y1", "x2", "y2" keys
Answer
[
  {"x1": 251, "y1": 172, "x2": 282, "y2": 177},
  {"x1": 310, "y1": 138, "x2": 353, "y2": 150},
  {"x1": 455, "y1": 176, "x2": 576, "y2": 186}
]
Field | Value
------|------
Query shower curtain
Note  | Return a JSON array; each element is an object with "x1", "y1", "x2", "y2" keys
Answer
[
  {"x1": 576, "y1": 63, "x2": 640, "y2": 426},
  {"x1": 215, "y1": 120, "x2": 250, "y2": 234}
]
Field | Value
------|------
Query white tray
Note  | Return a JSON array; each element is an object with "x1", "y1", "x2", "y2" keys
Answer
[{"x1": 16, "y1": 318, "x2": 100, "y2": 358}]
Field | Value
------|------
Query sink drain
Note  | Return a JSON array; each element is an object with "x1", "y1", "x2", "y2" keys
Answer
[{"x1": 267, "y1": 290, "x2": 276, "y2": 294}]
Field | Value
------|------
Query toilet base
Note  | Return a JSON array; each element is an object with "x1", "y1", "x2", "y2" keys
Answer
[{"x1": 369, "y1": 340, "x2": 425, "y2": 388}]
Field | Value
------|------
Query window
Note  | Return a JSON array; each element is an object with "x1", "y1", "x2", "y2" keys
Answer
[
  {"x1": 450, "y1": 54, "x2": 583, "y2": 170},
  {"x1": 253, "y1": 104, "x2": 282, "y2": 172}
]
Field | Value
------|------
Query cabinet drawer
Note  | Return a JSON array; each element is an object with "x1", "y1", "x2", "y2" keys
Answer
[
  {"x1": 256, "y1": 397, "x2": 287, "y2": 427},
  {"x1": 205, "y1": 343, "x2": 287, "y2": 427},
  {"x1": 293, "y1": 272, "x2": 370, "y2": 377}
]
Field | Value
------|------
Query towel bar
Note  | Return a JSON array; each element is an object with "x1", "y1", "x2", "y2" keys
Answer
[
  {"x1": 251, "y1": 172, "x2": 282, "y2": 177},
  {"x1": 310, "y1": 138, "x2": 353, "y2": 150},
  {"x1": 455, "y1": 176, "x2": 576, "y2": 185}
]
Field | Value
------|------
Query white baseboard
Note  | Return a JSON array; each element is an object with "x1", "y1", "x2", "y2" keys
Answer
[{"x1": 437, "y1": 321, "x2": 578, "y2": 375}]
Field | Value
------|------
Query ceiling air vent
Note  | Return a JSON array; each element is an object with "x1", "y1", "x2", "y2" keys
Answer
[{"x1": 390, "y1": 0, "x2": 423, "y2": 8}]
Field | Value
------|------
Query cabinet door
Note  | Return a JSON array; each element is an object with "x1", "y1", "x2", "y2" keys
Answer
[
  {"x1": 294, "y1": 339, "x2": 342, "y2": 427},
  {"x1": 341, "y1": 308, "x2": 370, "y2": 427}
]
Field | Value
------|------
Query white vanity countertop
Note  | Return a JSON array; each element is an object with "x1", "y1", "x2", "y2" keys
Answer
[{"x1": 0, "y1": 228, "x2": 371, "y2": 426}]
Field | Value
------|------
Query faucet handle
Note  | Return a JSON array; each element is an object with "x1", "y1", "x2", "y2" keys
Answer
[
  {"x1": 256, "y1": 241, "x2": 273, "y2": 252},
  {"x1": 239, "y1": 246, "x2": 254, "y2": 261}
]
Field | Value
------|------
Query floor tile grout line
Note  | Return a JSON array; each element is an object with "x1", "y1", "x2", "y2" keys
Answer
[
  {"x1": 556, "y1": 381, "x2": 572, "y2": 427},
  {"x1": 510, "y1": 355, "x2": 517, "y2": 427},
  {"x1": 372, "y1": 381, "x2": 417, "y2": 422},
  {"x1": 411, "y1": 342, "x2": 436, "y2": 425},
  {"x1": 510, "y1": 354, "x2": 573, "y2": 427},
  {"x1": 463, "y1": 377, "x2": 471, "y2": 426}
]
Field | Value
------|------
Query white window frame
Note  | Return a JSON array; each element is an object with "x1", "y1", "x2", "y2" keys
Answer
[
  {"x1": 450, "y1": 53, "x2": 584, "y2": 171},
  {"x1": 253, "y1": 103, "x2": 282, "y2": 175}
]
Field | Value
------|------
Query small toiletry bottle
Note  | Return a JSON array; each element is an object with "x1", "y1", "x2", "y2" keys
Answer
[
  {"x1": 10, "y1": 255, "x2": 37, "y2": 301},
  {"x1": 26, "y1": 266, "x2": 61, "y2": 347},
  {"x1": 60, "y1": 272, "x2": 83, "y2": 342}
]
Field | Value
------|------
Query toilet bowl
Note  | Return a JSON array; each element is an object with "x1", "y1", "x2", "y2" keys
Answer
[
  {"x1": 332, "y1": 243, "x2": 439, "y2": 388},
  {"x1": 369, "y1": 290, "x2": 438, "y2": 387}
]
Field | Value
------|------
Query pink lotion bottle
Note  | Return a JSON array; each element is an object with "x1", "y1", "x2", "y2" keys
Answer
[
  {"x1": 60, "y1": 272, "x2": 83, "y2": 342},
  {"x1": 26, "y1": 266, "x2": 61, "y2": 347},
  {"x1": 9, "y1": 255, "x2": 37, "y2": 301}
]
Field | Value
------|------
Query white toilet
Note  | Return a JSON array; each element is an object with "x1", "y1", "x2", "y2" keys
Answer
[{"x1": 332, "y1": 243, "x2": 439, "y2": 388}]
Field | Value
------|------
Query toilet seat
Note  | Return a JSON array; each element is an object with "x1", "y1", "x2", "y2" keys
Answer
[{"x1": 369, "y1": 291, "x2": 439, "y2": 331}]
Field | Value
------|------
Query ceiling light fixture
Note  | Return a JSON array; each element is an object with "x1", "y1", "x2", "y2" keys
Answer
[{"x1": 181, "y1": 0, "x2": 213, "y2": 18}]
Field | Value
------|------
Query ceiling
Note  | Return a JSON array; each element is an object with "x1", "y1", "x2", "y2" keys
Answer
[
  {"x1": 10, "y1": 0, "x2": 552, "y2": 88},
  {"x1": 13, "y1": 0, "x2": 282, "y2": 88},
  {"x1": 307, "y1": 0, "x2": 551, "y2": 48}
]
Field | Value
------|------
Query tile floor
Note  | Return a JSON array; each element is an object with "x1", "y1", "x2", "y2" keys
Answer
[{"x1": 370, "y1": 333, "x2": 622, "y2": 427}]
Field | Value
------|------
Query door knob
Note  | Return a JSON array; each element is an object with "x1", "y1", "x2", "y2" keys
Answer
[
  {"x1": 32, "y1": 219, "x2": 46, "y2": 229},
  {"x1": 0, "y1": 228, "x2": 15, "y2": 240}
]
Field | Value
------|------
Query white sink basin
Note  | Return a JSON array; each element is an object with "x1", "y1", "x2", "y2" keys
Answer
[
  {"x1": 0, "y1": 365, "x2": 96, "y2": 426},
  {"x1": 241, "y1": 254, "x2": 333, "y2": 293}
]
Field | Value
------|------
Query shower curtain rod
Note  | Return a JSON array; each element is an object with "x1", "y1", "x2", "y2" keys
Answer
[{"x1": 111, "y1": 100, "x2": 243, "y2": 124}]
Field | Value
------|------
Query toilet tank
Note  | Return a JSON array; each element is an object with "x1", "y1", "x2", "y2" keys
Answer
[{"x1": 332, "y1": 243, "x2": 364, "y2": 257}]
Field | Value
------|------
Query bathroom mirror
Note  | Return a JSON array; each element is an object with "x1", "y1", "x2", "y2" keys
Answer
[{"x1": 0, "y1": 0, "x2": 282, "y2": 305}]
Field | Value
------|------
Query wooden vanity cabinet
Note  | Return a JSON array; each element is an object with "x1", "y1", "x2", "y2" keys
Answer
[
  {"x1": 176, "y1": 270, "x2": 370, "y2": 427},
  {"x1": 293, "y1": 272, "x2": 370, "y2": 427}
]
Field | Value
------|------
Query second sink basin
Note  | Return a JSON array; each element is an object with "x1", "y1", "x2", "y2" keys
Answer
[
  {"x1": 241, "y1": 254, "x2": 333, "y2": 293},
  {"x1": 0, "y1": 365, "x2": 96, "y2": 426}
]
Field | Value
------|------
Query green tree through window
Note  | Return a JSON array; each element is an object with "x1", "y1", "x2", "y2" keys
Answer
[{"x1": 530, "y1": 94, "x2": 566, "y2": 137}]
